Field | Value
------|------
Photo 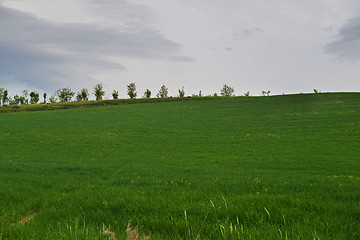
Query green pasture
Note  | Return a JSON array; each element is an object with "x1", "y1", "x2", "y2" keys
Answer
[{"x1": 0, "y1": 93, "x2": 359, "y2": 239}]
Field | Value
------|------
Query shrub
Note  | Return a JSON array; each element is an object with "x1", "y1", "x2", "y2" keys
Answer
[
  {"x1": 220, "y1": 84, "x2": 235, "y2": 96},
  {"x1": 244, "y1": 91, "x2": 250, "y2": 97},
  {"x1": 127, "y1": 83, "x2": 137, "y2": 99},
  {"x1": 94, "y1": 83, "x2": 105, "y2": 101},
  {"x1": 157, "y1": 84, "x2": 168, "y2": 98}
]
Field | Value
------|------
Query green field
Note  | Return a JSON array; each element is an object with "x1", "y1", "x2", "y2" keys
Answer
[{"x1": 0, "y1": 93, "x2": 359, "y2": 239}]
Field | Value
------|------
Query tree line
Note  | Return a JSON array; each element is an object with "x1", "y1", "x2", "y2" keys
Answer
[{"x1": 0, "y1": 83, "x2": 237, "y2": 106}]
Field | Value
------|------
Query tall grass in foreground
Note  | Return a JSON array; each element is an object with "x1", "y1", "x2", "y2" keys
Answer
[{"x1": 1, "y1": 195, "x2": 328, "y2": 239}]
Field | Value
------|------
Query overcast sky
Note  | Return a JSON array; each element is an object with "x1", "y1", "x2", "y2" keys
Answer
[{"x1": 1, "y1": 0, "x2": 359, "y2": 98}]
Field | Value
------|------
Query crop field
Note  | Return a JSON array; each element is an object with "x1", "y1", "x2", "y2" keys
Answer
[{"x1": 0, "y1": 93, "x2": 359, "y2": 239}]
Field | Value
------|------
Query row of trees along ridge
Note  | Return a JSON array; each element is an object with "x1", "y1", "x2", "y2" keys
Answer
[{"x1": 0, "y1": 84, "x2": 238, "y2": 105}]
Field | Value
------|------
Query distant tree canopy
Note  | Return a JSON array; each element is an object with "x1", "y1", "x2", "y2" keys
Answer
[
  {"x1": 127, "y1": 83, "x2": 137, "y2": 99},
  {"x1": 157, "y1": 85, "x2": 168, "y2": 98},
  {"x1": 220, "y1": 84, "x2": 235, "y2": 97},
  {"x1": 56, "y1": 88, "x2": 75, "y2": 103},
  {"x1": 94, "y1": 84, "x2": 105, "y2": 101}
]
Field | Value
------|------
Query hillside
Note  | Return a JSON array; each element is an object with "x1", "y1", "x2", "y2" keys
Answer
[{"x1": 0, "y1": 93, "x2": 359, "y2": 239}]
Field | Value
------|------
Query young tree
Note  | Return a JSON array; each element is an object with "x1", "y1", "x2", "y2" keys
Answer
[
  {"x1": 76, "y1": 88, "x2": 89, "y2": 101},
  {"x1": 0, "y1": 88, "x2": 4, "y2": 105},
  {"x1": 76, "y1": 92, "x2": 83, "y2": 101},
  {"x1": 22, "y1": 89, "x2": 29, "y2": 104},
  {"x1": 178, "y1": 87, "x2": 185, "y2": 97},
  {"x1": 9, "y1": 96, "x2": 17, "y2": 105},
  {"x1": 30, "y1": 91, "x2": 40, "y2": 104},
  {"x1": 94, "y1": 83, "x2": 105, "y2": 101},
  {"x1": 112, "y1": 90, "x2": 119, "y2": 99},
  {"x1": 14, "y1": 95, "x2": 21, "y2": 105},
  {"x1": 127, "y1": 83, "x2": 137, "y2": 99},
  {"x1": 220, "y1": 84, "x2": 235, "y2": 96},
  {"x1": 9, "y1": 95, "x2": 23, "y2": 105},
  {"x1": 19, "y1": 96, "x2": 25, "y2": 104},
  {"x1": 262, "y1": 90, "x2": 271, "y2": 96},
  {"x1": 81, "y1": 88, "x2": 89, "y2": 101},
  {"x1": 156, "y1": 84, "x2": 168, "y2": 98},
  {"x1": 49, "y1": 94, "x2": 58, "y2": 103},
  {"x1": 143, "y1": 89, "x2": 151, "y2": 98},
  {"x1": 56, "y1": 88, "x2": 75, "y2": 102},
  {"x1": 2, "y1": 89, "x2": 9, "y2": 105}
]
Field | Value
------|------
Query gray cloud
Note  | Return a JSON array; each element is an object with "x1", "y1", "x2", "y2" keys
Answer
[
  {"x1": 232, "y1": 27, "x2": 264, "y2": 40},
  {"x1": 84, "y1": 0, "x2": 156, "y2": 30},
  {"x1": 0, "y1": 4, "x2": 191, "y2": 91},
  {"x1": 325, "y1": 17, "x2": 360, "y2": 61}
]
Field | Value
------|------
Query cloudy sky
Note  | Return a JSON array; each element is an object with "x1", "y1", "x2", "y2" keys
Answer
[{"x1": 1, "y1": 0, "x2": 360, "y2": 98}]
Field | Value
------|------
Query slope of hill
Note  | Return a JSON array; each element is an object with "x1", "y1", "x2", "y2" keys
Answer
[{"x1": 0, "y1": 93, "x2": 359, "y2": 239}]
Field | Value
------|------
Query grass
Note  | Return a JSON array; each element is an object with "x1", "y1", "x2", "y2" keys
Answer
[{"x1": 0, "y1": 93, "x2": 359, "y2": 239}]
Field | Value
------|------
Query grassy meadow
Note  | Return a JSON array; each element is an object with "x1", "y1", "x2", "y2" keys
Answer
[{"x1": 0, "y1": 93, "x2": 359, "y2": 239}]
